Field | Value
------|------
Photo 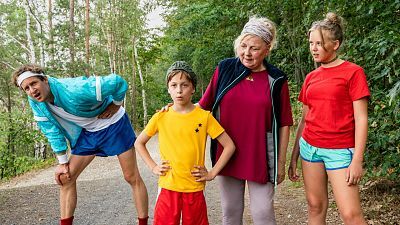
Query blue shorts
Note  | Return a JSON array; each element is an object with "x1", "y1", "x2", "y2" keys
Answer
[
  {"x1": 71, "y1": 113, "x2": 136, "y2": 157},
  {"x1": 299, "y1": 137, "x2": 354, "y2": 170}
]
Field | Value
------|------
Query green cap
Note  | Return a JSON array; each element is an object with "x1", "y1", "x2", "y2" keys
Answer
[{"x1": 166, "y1": 61, "x2": 197, "y2": 88}]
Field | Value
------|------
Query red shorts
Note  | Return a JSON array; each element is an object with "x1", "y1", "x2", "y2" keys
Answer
[{"x1": 153, "y1": 188, "x2": 209, "y2": 225}]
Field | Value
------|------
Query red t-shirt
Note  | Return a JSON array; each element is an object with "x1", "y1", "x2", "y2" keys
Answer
[
  {"x1": 299, "y1": 61, "x2": 370, "y2": 148},
  {"x1": 200, "y1": 67, "x2": 293, "y2": 183}
]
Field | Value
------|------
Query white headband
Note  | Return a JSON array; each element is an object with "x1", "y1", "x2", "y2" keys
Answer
[
  {"x1": 241, "y1": 19, "x2": 274, "y2": 45},
  {"x1": 17, "y1": 71, "x2": 45, "y2": 87}
]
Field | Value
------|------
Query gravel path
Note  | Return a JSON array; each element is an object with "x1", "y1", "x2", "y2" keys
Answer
[{"x1": 0, "y1": 136, "x2": 343, "y2": 225}]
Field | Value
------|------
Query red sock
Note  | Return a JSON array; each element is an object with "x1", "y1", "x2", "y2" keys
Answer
[
  {"x1": 138, "y1": 216, "x2": 149, "y2": 225},
  {"x1": 60, "y1": 216, "x2": 74, "y2": 225}
]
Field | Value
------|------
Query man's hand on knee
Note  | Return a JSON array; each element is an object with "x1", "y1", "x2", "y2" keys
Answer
[{"x1": 55, "y1": 163, "x2": 71, "y2": 185}]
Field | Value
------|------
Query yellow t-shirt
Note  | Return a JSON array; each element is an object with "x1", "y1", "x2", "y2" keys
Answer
[{"x1": 144, "y1": 106, "x2": 224, "y2": 192}]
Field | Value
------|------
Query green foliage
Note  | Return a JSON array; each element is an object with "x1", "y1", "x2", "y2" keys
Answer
[
  {"x1": 388, "y1": 80, "x2": 400, "y2": 114},
  {"x1": 366, "y1": 91, "x2": 400, "y2": 180},
  {"x1": 0, "y1": 105, "x2": 51, "y2": 179},
  {"x1": 13, "y1": 156, "x2": 41, "y2": 175},
  {"x1": 157, "y1": 1, "x2": 249, "y2": 90},
  {"x1": 339, "y1": 1, "x2": 400, "y2": 180}
]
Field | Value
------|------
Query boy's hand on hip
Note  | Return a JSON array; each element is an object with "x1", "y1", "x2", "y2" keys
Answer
[
  {"x1": 152, "y1": 160, "x2": 171, "y2": 176},
  {"x1": 192, "y1": 165, "x2": 214, "y2": 182}
]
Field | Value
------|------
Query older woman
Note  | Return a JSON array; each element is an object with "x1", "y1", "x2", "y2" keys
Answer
[{"x1": 199, "y1": 17, "x2": 293, "y2": 225}]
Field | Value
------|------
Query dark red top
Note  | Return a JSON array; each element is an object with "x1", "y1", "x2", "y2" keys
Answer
[{"x1": 200, "y1": 67, "x2": 293, "y2": 183}]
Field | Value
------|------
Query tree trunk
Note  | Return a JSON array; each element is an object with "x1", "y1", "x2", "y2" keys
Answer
[
  {"x1": 7, "y1": 83, "x2": 12, "y2": 150},
  {"x1": 100, "y1": 26, "x2": 113, "y2": 73},
  {"x1": 112, "y1": 32, "x2": 116, "y2": 73},
  {"x1": 26, "y1": 0, "x2": 45, "y2": 66},
  {"x1": 4, "y1": 78, "x2": 16, "y2": 176},
  {"x1": 130, "y1": 37, "x2": 137, "y2": 126},
  {"x1": 85, "y1": 0, "x2": 90, "y2": 76},
  {"x1": 23, "y1": 0, "x2": 36, "y2": 63},
  {"x1": 107, "y1": 31, "x2": 116, "y2": 73},
  {"x1": 69, "y1": 0, "x2": 76, "y2": 73},
  {"x1": 48, "y1": 0, "x2": 54, "y2": 63},
  {"x1": 133, "y1": 38, "x2": 147, "y2": 127}
]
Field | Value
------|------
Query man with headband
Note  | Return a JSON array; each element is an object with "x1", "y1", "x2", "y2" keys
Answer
[
  {"x1": 11, "y1": 64, "x2": 149, "y2": 225},
  {"x1": 198, "y1": 17, "x2": 293, "y2": 224}
]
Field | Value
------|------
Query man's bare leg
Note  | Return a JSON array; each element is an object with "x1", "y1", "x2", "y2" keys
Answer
[
  {"x1": 59, "y1": 155, "x2": 95, "y2": 219},
  {"x1": 118, "y1": 148, "x2": 149, "y2": 222}
]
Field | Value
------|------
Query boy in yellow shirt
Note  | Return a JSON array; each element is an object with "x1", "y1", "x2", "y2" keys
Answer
[{"x1": 135, "y1": 61, "x2": 235, "y2": 225}]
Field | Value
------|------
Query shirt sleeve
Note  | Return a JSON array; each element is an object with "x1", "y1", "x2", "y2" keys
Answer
[
  {"x1": 98, "y1": 73, "x2": 128, "y2": 103},
  {"x1": 206, "y1": 112, "x2": 225, "y2": 139},
  {"x1": 348, "y1": 68, "x2": 370, "y2": 101},
  {"x1": 199, "y1": 67, "x2": 219, "y2": 110},
  {"x1": 29, "y1": 100, "x2": 68, "y2": 156},
  {"x1": 144, "y1": 113, "x2": 159, "y2": 137},
  {"x1": 298, "y1": 75, "x2": 310, "y2": 105},
  {"x1": 279, "y1": 81, "x2": 294, "y2": 127}
]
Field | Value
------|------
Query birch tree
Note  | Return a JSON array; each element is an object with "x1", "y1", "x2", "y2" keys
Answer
[
  {"x1": 47, "y1": 0, "x2": 54, "y2": 62},
  {"x1": 69, "y1": 0, "x2": 76, "y2": 70},
  {"x1": 23, "y1": 0, "x2": 36, "y2": 63},
  {"x1": 133, "y1": 38, "x2": 148, "y2": 126},
  {"x1": 85, "y1": 0, "x2": 90, "y2": 76},
  {"x1": 25, "y1": 0, "x2": 46, "y2": 66},
  {"x1": 130, "y1": 37, "x2": 137, "y2": 125}
]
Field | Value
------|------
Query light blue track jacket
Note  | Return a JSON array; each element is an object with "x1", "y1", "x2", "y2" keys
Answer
[{"x1": 28, "y1": 74, "x2": 128, "y2": 156}]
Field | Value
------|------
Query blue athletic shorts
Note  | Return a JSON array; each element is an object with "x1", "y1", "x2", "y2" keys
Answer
[
  {"x1": 71, "y1": 113, "x2": 136, "y2": 157},
  {"x1": 299, "y1": 137, "x2": 354, "y2": 170}
]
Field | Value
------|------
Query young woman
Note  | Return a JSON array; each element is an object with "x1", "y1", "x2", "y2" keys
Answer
[{"x1": 288, "y1": 12, "x2": 369, "y2": 225}]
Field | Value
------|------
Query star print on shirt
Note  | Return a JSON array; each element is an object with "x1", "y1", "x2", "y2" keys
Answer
[{"x1": 195, "y1": 123, "x2": 202, "y2": 133}]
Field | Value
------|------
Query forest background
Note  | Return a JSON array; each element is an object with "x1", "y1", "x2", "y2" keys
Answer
[{"x1": 0, "y1": 0, "x2": 398, "y2": 191}]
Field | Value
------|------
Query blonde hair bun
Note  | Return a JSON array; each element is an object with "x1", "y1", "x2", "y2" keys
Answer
[{"x1": 325, "y1": 12, "x2": 344, "y2": 31}]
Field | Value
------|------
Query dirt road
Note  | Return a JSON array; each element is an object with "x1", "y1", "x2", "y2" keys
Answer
[{"x1": 0, "y1": 137, "x2": 343, "y2": 225}]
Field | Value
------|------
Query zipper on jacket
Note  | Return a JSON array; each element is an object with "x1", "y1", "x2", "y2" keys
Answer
[
  {"x1": 212, "y1": 70, "x2": 248, "y2": 112},
  {"x1": 270, "y1": 76, "x2": 284, "y2": 187}
]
